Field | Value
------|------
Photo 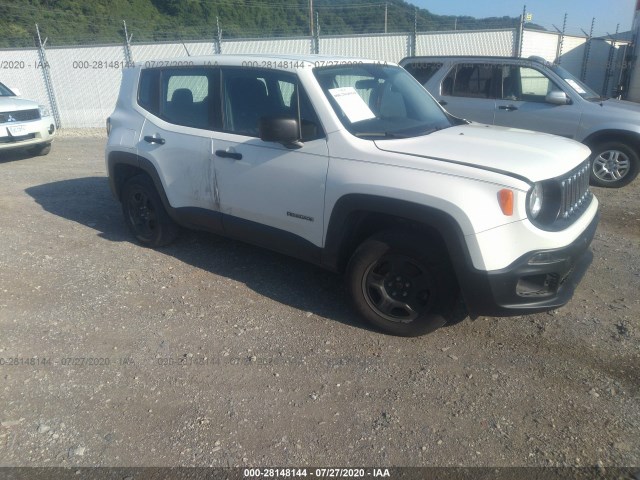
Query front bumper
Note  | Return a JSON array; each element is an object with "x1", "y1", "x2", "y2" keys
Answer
[
  {"x1": 0, "y1": 119, "x2": 56, "y2": 152},
  {"x1": 461, "y1": 211, "x2": 599, "y2": 317}
]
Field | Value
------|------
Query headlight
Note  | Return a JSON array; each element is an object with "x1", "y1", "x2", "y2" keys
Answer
[
  {"x1": 529, "y1": 183, "x2": 544, "y2": 219},
  {"x1": 38, "y1": 104, "x2": 50, "y2": 117}
]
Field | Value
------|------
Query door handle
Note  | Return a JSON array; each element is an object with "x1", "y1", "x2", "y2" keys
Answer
[
  {"x1": 215, "y1": 150, "x2": 242, "y2": 161},
  {"x1": 498, "y1": 105, "x2": 518, "y2": 111},
  {"x1": 439, "y1": 100, "x2": 448, "y2": 106},
  {"x1": 144, "y1": 135, "x2": 165, "y2": 145}
]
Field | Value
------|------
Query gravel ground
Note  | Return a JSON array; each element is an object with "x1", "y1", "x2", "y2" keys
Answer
[{"x1": 0, "y1": 136, "x2": 638, "y2": 469}]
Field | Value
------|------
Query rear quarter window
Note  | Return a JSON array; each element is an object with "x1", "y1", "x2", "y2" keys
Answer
[
  {"x1": 138, "y1": 69, "x2": 160, "y2": 115},
  {"x1": 138, "y1": 67, "x2": 220, "y2": 130}
]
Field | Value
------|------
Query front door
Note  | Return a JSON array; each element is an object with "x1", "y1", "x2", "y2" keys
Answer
[
  {"x1": 494, "y1": 65, "x2": 581, "y2": 139},
  {"x1": 212, "y1": 67, "x2": 329, "y2": 252}
]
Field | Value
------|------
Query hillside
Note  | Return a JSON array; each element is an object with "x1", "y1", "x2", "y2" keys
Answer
[{"x1": 0, "y1": 0, "x2": 531, "y2": 48}]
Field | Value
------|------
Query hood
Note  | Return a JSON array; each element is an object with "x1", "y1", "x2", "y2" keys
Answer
[
  {"x1": 0, "y1": 96, "x2": 40, "y2": 111},
  {"x1": 374, "y1": 123, "x2": 591, "y2": 183},
  {"x1": 588, "y1": 98, "x2": 640, "y2": 118}
]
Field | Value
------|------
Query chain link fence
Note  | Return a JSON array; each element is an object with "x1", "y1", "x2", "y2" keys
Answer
[{"x1": 0, "y1": 27, "x2": 630, "y2": 128}]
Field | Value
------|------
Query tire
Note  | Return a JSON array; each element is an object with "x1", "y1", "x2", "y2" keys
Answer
[
  {"x1": 346, "y1": 231, "x2": 459, "y2": 336},
  {"x1": 121, "y1": 174, "x2": 179, "y2": 247},
  {"x1": 30, "y1": 143, "x2": 51, "y2": 156},
  {"x1": 589, "y1": 141, "x2": 639, "y2": 188}
]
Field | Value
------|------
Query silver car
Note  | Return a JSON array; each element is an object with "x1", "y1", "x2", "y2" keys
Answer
[{"x1": 400, "y1": 55, "x2": 640, "y2": 188}]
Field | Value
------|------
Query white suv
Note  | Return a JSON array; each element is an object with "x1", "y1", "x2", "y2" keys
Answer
[
  {"x1": 106, "y1": 55, "x2": 599, "y2": 336},
  {"x1": 0, "y1": 81, "x2": 55, "y2": 156}
]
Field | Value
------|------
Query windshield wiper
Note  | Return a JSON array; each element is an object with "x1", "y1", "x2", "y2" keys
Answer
[
  {"x1": 356, "y1": 124, "x2": 451, "y2": 139},
  {"x1": 354, "y1": 131, "x2": 409, "y2": 139},
  {"x1": 411, "y1": 124, "x2": 452, "y2": 136},
  {"x1": 421, "y1": 126, "x2": 446, "y2": 135}
]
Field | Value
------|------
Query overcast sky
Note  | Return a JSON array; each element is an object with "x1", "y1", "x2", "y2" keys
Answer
[{"x1": 408, "y1": 0, "x2": 636, "y2": 36}]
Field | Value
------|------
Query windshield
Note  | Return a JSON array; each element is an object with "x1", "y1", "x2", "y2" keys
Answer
[
  {"x1": 313, "y1": 63, "x2": 453, "y2": 138},
  {"x1": 0, "y1": 82, "x2": 16, "y2": 97},
  {"x1": 551, "y1": 65, "x2": 601, "y2": 100}
]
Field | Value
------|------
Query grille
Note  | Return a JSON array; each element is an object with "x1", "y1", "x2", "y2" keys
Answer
[
  {"x1": 0, "y1": 109, "x2": 41, "y2": 124},
  {"x1": 559, "y1": 161, "x2": 591, "y2": 220}
]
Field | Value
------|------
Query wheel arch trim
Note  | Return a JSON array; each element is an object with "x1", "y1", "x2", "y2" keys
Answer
[
  {"x1": 322, "y1": 193, "x2": 474, "y2": 271},
  {"x1": 107, "y1": 151, "x2": 173, "y2": 213},
  {"x1": 582, "y1": 129, "x2": 640, "y2": 151}
]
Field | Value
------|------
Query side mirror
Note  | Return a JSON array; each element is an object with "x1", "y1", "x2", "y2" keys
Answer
[
  {"x1": 259, "y1": 116, "x2": 302, "y2": 149},
  {"x1": 9, "y1": 87, "x2": 21, "y2": 96},
  {"x1": 546, "y1": 90, "x2": 569, "y2": 105}
]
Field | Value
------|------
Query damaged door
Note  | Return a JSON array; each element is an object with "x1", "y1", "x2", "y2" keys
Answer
[{"x1": 137, "y1": 66, "x2": 221, "y2": 227}]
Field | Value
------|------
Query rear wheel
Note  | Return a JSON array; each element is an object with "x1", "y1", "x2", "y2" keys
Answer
[
  {"x1": 121, "y1": 174, "x2": 179, "y2": 247},
  {"x1": 589, "y1": 141, "x2": 639, "y2": 188},
  {"x1": 346, "y1": 231, "x2": 459, "y2": 336}
]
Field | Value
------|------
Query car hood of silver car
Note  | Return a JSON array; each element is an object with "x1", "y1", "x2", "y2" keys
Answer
[
  {"x1": 0, "y1": 96, "x2": 40, "y2": 112},
  {"x1": 588, "y1": 98, "x2": 640, "y2": 118}
]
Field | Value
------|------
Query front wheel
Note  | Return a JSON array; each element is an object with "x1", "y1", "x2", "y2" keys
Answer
[
  {"x1": 589, "y1": 141, "x2": 639, "y2": 188},
  {"x1": 30, "y1": 143, "x2": 51, "y2": 156},
  {"x1": 346, "y1": 231, "x2": 459, "y2": 336},
  {"x1": 121, "y1": 174, "x2": 179, "y2": 247}
]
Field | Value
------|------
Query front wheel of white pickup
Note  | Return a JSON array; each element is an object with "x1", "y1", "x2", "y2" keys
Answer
[{"x1": 347, "y1": 231, "x2": 457, "y2": 336}]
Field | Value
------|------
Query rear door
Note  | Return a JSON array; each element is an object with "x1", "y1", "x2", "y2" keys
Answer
[
  {"x1": 137, "y1": 67, "x2": 220, "y2": 213},
  {"x1": 436, "y1": 62, "x2": 499, "y2": 124}
]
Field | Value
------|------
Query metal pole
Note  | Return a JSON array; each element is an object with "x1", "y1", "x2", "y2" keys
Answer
[
  {"x1": 555, "y1": 13, "x2": 567, "y2": 64},
  {"x1": 384, "y1": 3, "x2": 388, "y2": 34},
  {"x1": 602, "y1": 24, "x2": 619, "y2": 97},
  {"x1": 314, "y1": 11, "x2": 320, "y2": 54},
  {"x1": 618, "y1": 43, "x2": 630, "y2": 99},
  {"x1": 410, "y1": 7, "x2": 417, "y2": 57},
  {"x1": 216, "y1": 16, "x2": 222, "y2": 54},
  {"x1": 516, "y1": 5, "x2": 526, "y2": 58},
  {"x1": 580, "y1": 17, "x2": 595, "y2": 82},
  {"x1": 35, "y1": 24, "x2": 61, "y2": 129},
  {"x1": 123, "y1": 20, "x2": 134, "y2": 65},
  {"x1": 309, "y1": 0, "x2": 314, "y2": 37}
]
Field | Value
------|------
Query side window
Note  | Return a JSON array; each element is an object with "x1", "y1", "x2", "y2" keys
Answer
[
  {"x1": 138, "y1": 69, "x2": 160, "y2": 116},
  {"x1": 501, "y1": 66, "x2": 561, "y2": 102},
  {"x1": 293, "y1": 86, "x2": 324, "y2": 142},
  {"x1": 222, "y1": 68, "x2": 323, "y2": 140},
  {"x1": 403, "y1": 62, "x2": 443, "y2": 86},
  {"x1": 160, "y1": 69, "x2": 215, "y2": 129},
  {"x1": 442, "y1": 64, "x2": 496, "y2": 99},
  {"x1": 275, "y1": 77, "x2": 323, "y2": 141},
  {"x1": 278, "y1": 80, "x2": 295, "y2": 107}
]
